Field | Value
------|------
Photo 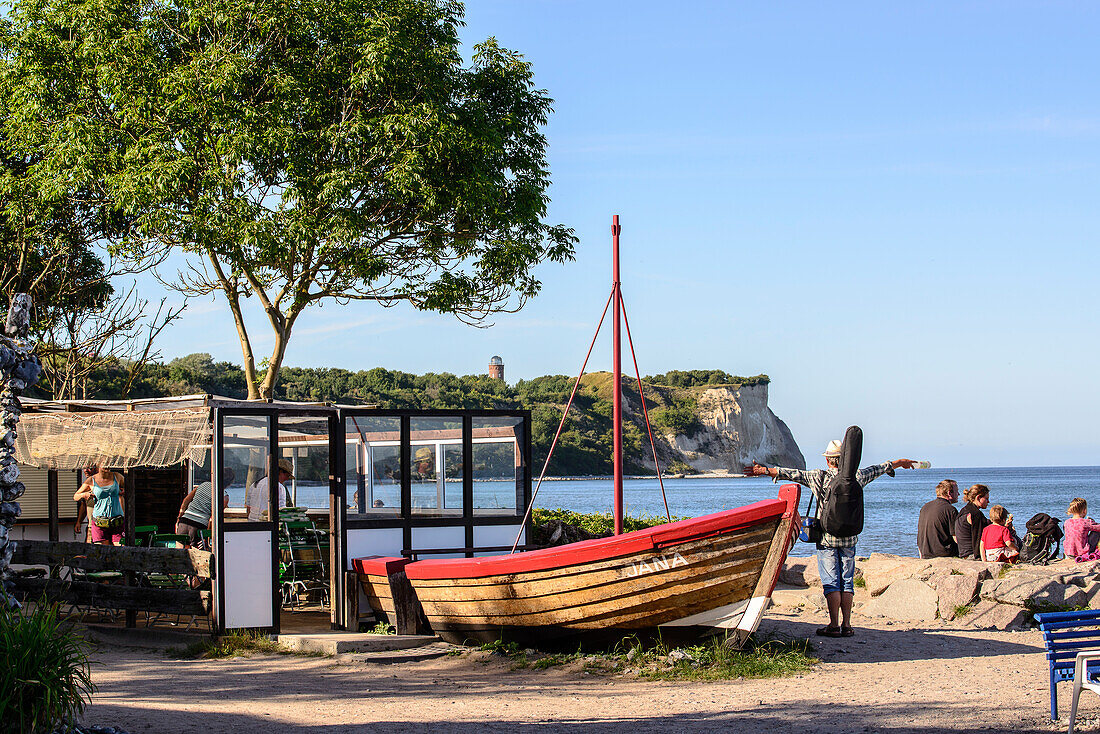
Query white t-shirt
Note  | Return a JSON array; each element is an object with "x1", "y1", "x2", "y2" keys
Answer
[{"x1": 245, "y1": 477, "x2": 289, "y2": 521}]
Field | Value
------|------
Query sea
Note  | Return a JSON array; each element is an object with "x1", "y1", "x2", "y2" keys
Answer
[
  {"x1": 532, "y1": 466, "x2": 1100, "y2": 557},
  {"x1": 247, "y1": 466, "x2": 1100, "y2": 558}
]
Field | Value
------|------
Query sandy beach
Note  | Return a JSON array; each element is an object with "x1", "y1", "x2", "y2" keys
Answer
[{"x1": 80, "y1": 601, "x2": 1094, "y2": 733}]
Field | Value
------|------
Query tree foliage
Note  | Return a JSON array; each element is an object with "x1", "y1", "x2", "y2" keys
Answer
[
  {"x1": 71, "y1": 358, "x2": 759, "y2": 475},
  {"x1": 2, "y1": 0, "x2": 575, "y2": 400}
]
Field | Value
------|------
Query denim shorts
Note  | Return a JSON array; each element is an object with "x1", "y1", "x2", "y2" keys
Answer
[{"x1": 816, "y1": 546, "x2": 857, "y2": 595}]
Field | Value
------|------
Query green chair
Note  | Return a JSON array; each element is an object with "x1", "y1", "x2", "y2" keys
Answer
[
  {"x1": 132, "y1": 524, "x2": 159, "y2": 547},
  {"x1": 279, "y1": 519, "x2": 328, "y2": 609}
]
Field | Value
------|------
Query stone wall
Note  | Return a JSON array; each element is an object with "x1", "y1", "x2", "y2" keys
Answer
[{"x1": 779, "y1": 553, "x2": 1100, "y2": 631}]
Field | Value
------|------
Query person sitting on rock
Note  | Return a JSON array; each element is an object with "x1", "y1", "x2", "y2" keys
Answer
[
  {"x1": 955, "y1": 484, "x2": 990, "y2": 560},
  {"x1": 917, "y1": 479, "x2": 959, "y2": 558},
  {"x1": 743, "y1": 437, "x2": 916, "y2": 639},
  {"x1": 1063, "y1": 498, "x2": 1100, "y2": 562},
  {"x1": 980, "y1": 504, "x2": 1019, "y2": 563}
]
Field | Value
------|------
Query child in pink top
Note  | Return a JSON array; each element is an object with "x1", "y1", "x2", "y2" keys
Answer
[
  {"x1": 1064, "y1": 498, "x2": 1100, "y2": 562},
  {"x1": 981, "y1": 504, "x2": 1018, "y2": 563}
]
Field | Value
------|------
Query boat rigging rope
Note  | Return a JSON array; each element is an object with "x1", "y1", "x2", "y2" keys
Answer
[
  {"x1": 510, "y1": 288, "x2": 615, "y2": 553},
  {"x1": 511, "y1": 284, "x2": 676, "y2": 552},
  {"x1": 619, "y1": 294, "x2": 672, "y2": 523}
]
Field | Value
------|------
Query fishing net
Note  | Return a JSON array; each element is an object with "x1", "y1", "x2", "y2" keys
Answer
[{"x1": 14, "y1": 408, "x2": 211, "y2": 469}]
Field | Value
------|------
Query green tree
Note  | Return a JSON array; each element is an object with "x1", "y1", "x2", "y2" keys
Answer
[{"x1": 3, "y1": 0, "x2": 575, "y2": 400}]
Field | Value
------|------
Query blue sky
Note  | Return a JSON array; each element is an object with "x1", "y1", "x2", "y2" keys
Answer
[{"x1": 151, "y1": 1, "x2": 1100, "y2": 468}]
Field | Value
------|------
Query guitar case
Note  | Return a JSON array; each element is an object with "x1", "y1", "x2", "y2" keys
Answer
[{"x1": 820, "y1": 425, "x2": 864, "y2": 537}]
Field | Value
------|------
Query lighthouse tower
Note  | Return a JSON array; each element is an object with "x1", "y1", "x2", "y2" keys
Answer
[{"x1": 488, "y1": 355, "x2": 504, "y2": 381}]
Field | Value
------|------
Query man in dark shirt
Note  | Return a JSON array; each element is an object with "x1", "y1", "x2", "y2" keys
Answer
[{"x1": 917, "y1": 479, "x2": 960, "y2": 557}]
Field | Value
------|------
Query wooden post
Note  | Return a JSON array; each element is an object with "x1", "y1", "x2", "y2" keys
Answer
[
  {"x1": 344, "y1": 570, "x2": 359, "y2": 631},
  {"x1": 123, "y1": 468, "x2": 137, "y2": 628},
  {"x1": 47, "y1": 470, "x2": 59, "y2": 542}
]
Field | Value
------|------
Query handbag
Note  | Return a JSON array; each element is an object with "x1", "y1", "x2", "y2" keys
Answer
[
  {"x1": 799, "y1": 493, "x2": 823, "y2": 544},
  {"x1": 93, "y1": 515, "x2": 123, "y2": 530}
]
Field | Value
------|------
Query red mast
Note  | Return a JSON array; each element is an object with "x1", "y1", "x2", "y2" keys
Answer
[{"x1": 612, "y1": 215, "x2": 623, "y2": 535}]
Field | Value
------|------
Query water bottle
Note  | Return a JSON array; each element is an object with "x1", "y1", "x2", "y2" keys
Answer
[{"x1": 914, "y1": 461, "x2": 931, "y2": 470}]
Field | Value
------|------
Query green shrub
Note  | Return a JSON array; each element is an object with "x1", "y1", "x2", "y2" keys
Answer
[
  {"x1": 532, "y1": 508, "x2": 683, "y2": 538},
  {"x1": 0, "y1": 603, "x2": 95, "y2": 734}
]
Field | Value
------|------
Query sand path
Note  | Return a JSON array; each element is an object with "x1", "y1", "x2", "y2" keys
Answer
[{"x1": 81, "y1": 607, "x2": 1096, "y2": 733}]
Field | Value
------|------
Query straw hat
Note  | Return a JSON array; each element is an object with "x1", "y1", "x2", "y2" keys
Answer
[
  {"x1": 277, "y1": 457, "x2": 295, "y2": 477},
  {"x1": 823, "y1": 440, "x2": 843, "y2": 458},
  {"x1": 414, "y1": 447, "x2": 433, "y2": 461}
]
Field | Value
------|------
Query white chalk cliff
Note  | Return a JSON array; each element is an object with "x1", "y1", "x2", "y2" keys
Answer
[{"x1": 636, "y1": 383, "x2": 805, "y2": 472}]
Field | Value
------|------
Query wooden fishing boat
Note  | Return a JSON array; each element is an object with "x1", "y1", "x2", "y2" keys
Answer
[
  {"x1": 354, "y1": 216, "x2": 802, "y2": 646},
  {"x1": 401, "y1": 484, "x2": 800, "y2": 645}
]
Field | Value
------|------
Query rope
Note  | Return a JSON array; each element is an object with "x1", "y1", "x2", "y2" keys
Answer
[
  {"x1": 510, "y1": 288, "x2": 616, "y2": 554},
  {"x1": 620, "y1": 293, "x2": 671, "y2": 523}
]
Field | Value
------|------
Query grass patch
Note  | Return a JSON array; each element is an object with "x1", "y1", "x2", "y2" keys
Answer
[
  {"x1": 997, "y1": 566, "x2": 1013, "y2": 579},
  {"x1": 0, "y1": 602, "x2": 95, "y2": 734},
  {"x1": 954, "y1": 604, "x2": 973, "y2": 618},
  {"x1": 854, "y1": 576, "x2": 866, "y2": 588},
  {"x1": 167, "y1": 631, "x2": 323, "y2": 659},
  {"x1": 627, "y1": 634, "x2": 817, "y2": 681},
  {"x1": 369, "y1": 621, "x2": 395, "y2": 635},
  {"x1": 950, "y1": 569, "x2": 963, "y2": 576}
]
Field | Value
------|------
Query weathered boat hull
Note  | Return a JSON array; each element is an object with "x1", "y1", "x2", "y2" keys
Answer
[{"x1": 400, "y1": 484, "x2": 800, "y2": 646}]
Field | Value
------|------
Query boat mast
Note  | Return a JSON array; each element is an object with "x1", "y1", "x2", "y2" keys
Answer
[{"x1": 612, "y1": 215, "x2": 623, "y2": 535}]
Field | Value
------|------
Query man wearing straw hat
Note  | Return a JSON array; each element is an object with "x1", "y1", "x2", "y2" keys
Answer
[
  {"x1": 744, "y1": 438, "x2": 916, "y2": 638},
  {"x1": 245, "y1": 458, "x2": 294, "y2": 521}
]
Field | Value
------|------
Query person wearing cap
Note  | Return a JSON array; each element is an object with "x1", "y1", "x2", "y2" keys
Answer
[
  {"x1": 245, "y1": 458, "x2": 294, "y2": 521},
  {"x1": 744, "y1": 441, "x2": 916, "y2": 638}
]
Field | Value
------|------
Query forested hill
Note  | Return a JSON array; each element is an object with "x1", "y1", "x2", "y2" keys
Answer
[{"x1": 61, "y1": 354, "x2": 773, "y2": 476}]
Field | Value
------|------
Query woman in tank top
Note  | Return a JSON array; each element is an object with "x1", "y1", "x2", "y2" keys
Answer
[
  {"x1": 955, "y1": 483, "x2": 990, "y2": 560},
  {"x1": 73, "y1": 466, "x2": 126, "y2": 545}
]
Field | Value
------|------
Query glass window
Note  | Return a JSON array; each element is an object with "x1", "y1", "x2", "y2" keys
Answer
[
  {"x1": 278, "y1": 417, "x2": 330, "y2": 527},
  {"x1": 221, "y1": 415, "x2": 272, "y2": 523},
  {"x1": 472, "y1": 416, "x2": 524, "y2": 515},
  {"x1": 345, "y1": 416, "x2": 400, "y2": 517},
  {"x1": 410, "y1": 417, "x2": 463, "y2": 516}
]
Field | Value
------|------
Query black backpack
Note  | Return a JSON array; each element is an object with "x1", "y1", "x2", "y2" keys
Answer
[
  {"x1": 1019, "y1": 513, "x2": 1063, "y2": 564},
  {"x1": 820, "y1": 425, "x2": 865, "y2": 537}
]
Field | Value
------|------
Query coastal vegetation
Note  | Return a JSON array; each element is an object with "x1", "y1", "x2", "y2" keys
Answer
[
  {"x1": 55, "y1": 354, "x2": 769, "y2": 475},
  {"x1": 0, "y1": 602, "x2": 95, "y2": 733},
  {"x1": 474, "y1": 634, "x2": 817, "y2": 681}
]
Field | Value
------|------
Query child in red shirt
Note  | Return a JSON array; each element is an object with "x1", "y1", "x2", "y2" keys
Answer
[{"x1": 981, "y1": 504, "x2": 1019, "y2": 563}]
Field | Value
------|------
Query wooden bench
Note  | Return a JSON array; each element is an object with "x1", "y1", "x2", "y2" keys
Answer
[
  {"x1": 11, "y1": 539, "x2": 213, "y2": 625},
  {"x1": 1035, "y1": 610, "x2": 1100, "y2": 719}
]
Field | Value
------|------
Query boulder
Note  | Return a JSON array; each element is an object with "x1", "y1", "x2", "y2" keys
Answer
[
  {"x1": 930, "y1": 572, "x2": 981, "y2": 621},
  {"x1": 965, "y1": 599, "x2": 1031, "y2": 631},
  {"x1": 779, "y1": 557, "x2": 819, "y2": 588},
  {"x1": 859, "y1": 554, "x2": 932, "y2": 597},
  {"x1": 1064, "y1": 588, "x2": 1089, "y2": 609},
  {"x1": 1084, "y1": 582, "x2": 1100, "y2": 610},
  {"x1": 863, "y1": 578, "x2": 939, "y2": 622},
  {"x1": 981, "y1": 576, "x2": 1067, "y2": 606},
  {"x1": 920, "y1": 556, "x2": 1001, "y2": 581}
]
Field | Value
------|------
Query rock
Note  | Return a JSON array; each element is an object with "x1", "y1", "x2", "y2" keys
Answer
[
  {"x1": 981, "y1": 576, "x2": 1067, "y2": 606},
  {"x1": 779, "y1": 557, "x2": 819, "y2": 587},
  {"x1": 667, "y1": 649, "x2": 693, "y2": 664},
  {"x1": 1064, "y1": 588, "x2": 1089, "y2": 609},
  {"x1": 966, "y1": 599, "x2": 1031, "y2": 631},
  {"x1": 863, "y1": 578, "x2": 939, "y2": 621},
  {"x1": 858, "y1": 554, "x2": 931, "y2": 597},
  {"x1": 1084, "y1": 582, "x2": 1100, "y2": 610},
  {"x1": 920, "y1": 556, "x2": 1000, "y2": 581},
  {"x1": 930, "y1": 572, "x2": 981, "y2": 621}
]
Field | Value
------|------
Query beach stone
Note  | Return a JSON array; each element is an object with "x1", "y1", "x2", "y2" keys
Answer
[
  {"x1": 859, "y1": 553, "x2": 931, "y2": 597},
  {"x1": 931, "y1": 572, "x2": 981, "y2": 621},
  {"x1": 981, "y1": 576, "x2": 1065, "y2": 606},
  {"x1": 863, "y1": 578, "x2": 939, "y2": 621},
  {"x1": 1063, "y1": 588, "x2": 1089, "y2": 609},
  {"x1": 966, "y1": 599, "x2": 1030, "y2": 631},
  {"x1": 920, "y1": 557, "x2": 1000, "y2": 581},
  {"x1": 779, "y1": 557, "x2": 819, "y2": 587},
  {"x1": 1084, "y1": 582, "x2": 1100, "y2": 610}
]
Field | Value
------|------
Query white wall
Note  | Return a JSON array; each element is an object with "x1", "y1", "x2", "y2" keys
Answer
[
  {"x1": 411, "y1": 526, "x2": 465, "y2": 558},
  {"x1": 473, "y1": 524, "x2": 525, "y2": 555},
  {"x1": 221, "y1": 532, "x2": 274, "y2": 629}
]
